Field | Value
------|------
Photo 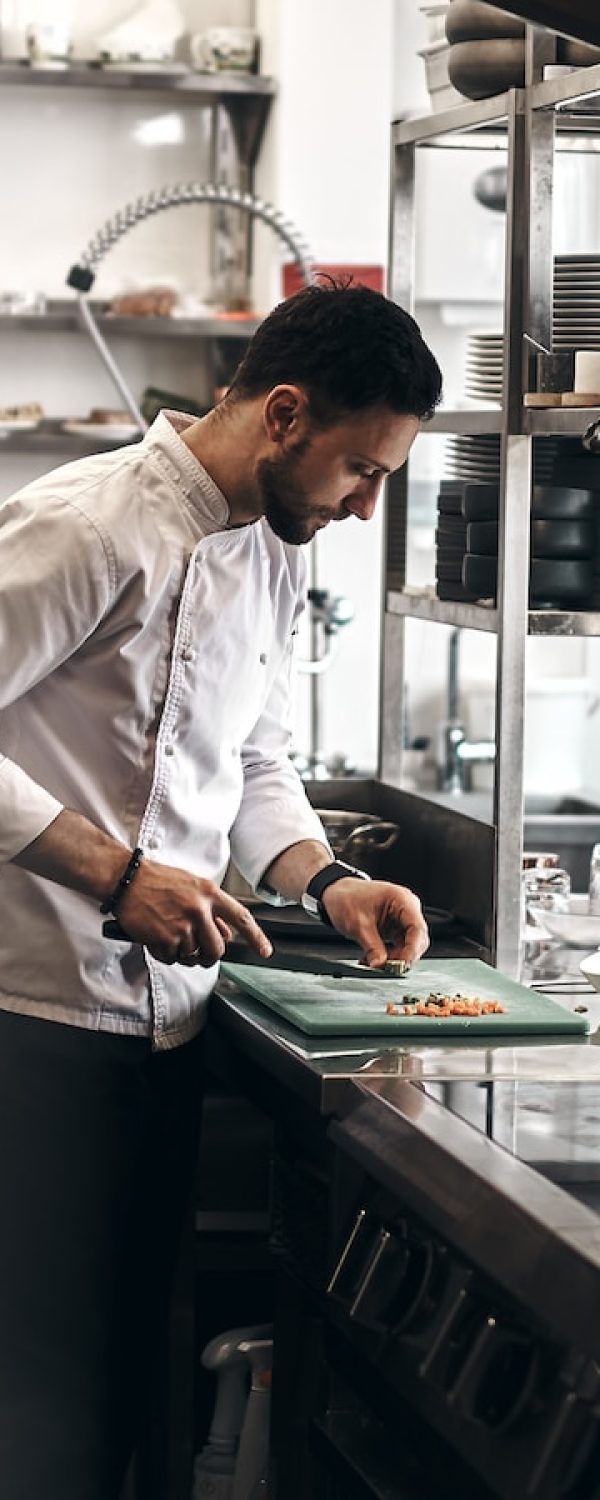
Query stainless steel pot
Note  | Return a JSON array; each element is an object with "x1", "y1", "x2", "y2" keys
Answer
[{"x1": 317, "y1": 809, "x2": 400, "y2": 863}]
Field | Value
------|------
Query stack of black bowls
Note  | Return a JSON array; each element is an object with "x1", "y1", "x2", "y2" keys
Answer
[
  {"x1": 551, "y1": 441, "x2": 600, "y2": 607},
  {"x1": 462, "y1": 484, "x2": 596, "y2": 606},
  {"x1": 435, "y1": 479, "x2": 474, "y2": 602}
]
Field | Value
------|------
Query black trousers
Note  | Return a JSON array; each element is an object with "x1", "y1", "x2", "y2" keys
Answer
[{"x1": 0, "y1": 1008, "x2": 204, "y2": 1500}]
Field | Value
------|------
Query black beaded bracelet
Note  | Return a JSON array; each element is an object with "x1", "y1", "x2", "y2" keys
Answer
[{"x1": 100, "y1": 847, "x2": 144, "y2": 917}]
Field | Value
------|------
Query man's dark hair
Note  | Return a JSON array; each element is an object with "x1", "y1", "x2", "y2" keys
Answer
[{"x1": 226, "y1": 280, "x2": 442, "y2": 423}]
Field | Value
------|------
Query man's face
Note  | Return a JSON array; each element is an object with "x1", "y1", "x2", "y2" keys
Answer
[{"x1": 256, "y1": 406, "x2": 420, "y2": 545}]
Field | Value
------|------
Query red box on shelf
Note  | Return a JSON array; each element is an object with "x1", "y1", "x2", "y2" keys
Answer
[{"x1": 282, "y1": 263, "x2": 385, "y2": 298}]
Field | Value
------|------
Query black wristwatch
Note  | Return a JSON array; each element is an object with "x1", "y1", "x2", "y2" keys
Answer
[{"x1": 301, "y1": 860, "x2": 370, "y2": 927}]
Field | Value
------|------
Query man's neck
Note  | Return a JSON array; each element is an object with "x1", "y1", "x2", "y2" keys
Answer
[{"x1": 180, "y1": 405, "x2": 263, "y2": 526}]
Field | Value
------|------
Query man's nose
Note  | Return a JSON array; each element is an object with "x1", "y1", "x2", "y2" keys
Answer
[{"x1": 346, "y1": 481, "x2": 383, "y2": 522}]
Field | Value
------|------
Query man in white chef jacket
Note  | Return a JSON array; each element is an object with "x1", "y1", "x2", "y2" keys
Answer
[{"x1": 0, "y1": 282, "x2": 441, "y2": 1496}]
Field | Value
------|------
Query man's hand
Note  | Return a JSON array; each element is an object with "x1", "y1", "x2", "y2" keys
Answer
[
  {"x1": 13, "y1": 809, "x2": 272, "y2": 969},
  {"x1": 116, "y1": 858, "x2": 273, "y2": 967},
  {"x1": 320, "y1": 877, "x2": 429, "y2": 968}
]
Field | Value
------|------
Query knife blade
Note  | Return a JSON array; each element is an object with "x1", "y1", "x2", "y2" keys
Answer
[{"x1": 102, "y1": 921, "x2": 410, "y2": 979}]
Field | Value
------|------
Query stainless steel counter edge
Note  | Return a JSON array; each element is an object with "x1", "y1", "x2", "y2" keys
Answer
[
  {"x1": 212, "y1": 980, "x2": 365, "y2": 1112},
  {"x1": 212, "y1": 978, "x2": 600, "y2": 1113}
]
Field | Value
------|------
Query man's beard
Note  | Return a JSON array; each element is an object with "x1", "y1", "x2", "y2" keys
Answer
[{"x1": 256, "y1": 441, "x2": 319, "y2": 545}]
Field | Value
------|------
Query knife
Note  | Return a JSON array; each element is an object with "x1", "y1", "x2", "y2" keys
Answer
[{"x1": 102, "y1": 920, "x2": 411, "y2": 979}]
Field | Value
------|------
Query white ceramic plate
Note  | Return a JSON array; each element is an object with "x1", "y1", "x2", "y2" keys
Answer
[{"x1": 0, "y1": 418, "x2": 41, "y2": 431}]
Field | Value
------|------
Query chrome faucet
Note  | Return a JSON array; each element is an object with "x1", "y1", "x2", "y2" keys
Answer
[{"x1": 436, "y1": 628, "x2": 496, "y2": 793}]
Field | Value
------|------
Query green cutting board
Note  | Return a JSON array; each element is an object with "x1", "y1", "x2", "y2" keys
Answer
[{"x1": 221, "y1": 959, "x2": 591, "y2": 1036}]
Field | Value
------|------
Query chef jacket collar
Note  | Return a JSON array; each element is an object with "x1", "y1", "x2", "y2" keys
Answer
[{"x1": 145, "y1": 409, "x2": 232, "y2": 530}]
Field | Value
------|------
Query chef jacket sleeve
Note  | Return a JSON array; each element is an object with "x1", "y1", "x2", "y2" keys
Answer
[
  {"x1": 229, "y1": 630, "x2": 332, "y2": 898},
  {"x1": 0, "y1": 490, "x2": 116, "y2": 860}
]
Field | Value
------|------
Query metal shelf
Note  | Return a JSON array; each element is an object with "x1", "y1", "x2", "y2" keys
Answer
[
  {"x1": 386, "y1": 588, "x2": 600, "y2": 638},
  {"x1": 523, "y1": 406, "x2": 600, "y2": 435},
  {"x1": 0, "y1": 301, "x2": 261, "y2": 339},
  {"x1": 386, "y1": 588, "x2": 498, "y2": 632},
  {"x1": 528, "y1": 609, "x2": 600, "y2": 636},
  {"x1": 530, "y1": 60, "x2": 600, "y2": 114},
  {"x1": 426, "y1": 407, "x2": 503, "y2": 434},
  {"x1": 392, "y1": 63, "x2": 600, "y2": 152},
  {"x1": 0, "y1": 61, "x2": 275, "y2": 99},
  {"x1": 392, "y1": 93, "x2": 511, "y2": 146},
  {"x1": 425, "y1": 408, "x2": 599, "y2": 437},
  {"x1": 0, "y1": 419, "x2": 143, "y2": 455}
]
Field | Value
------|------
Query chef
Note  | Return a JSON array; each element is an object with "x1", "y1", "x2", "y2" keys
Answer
[{"x1": 0, "y1": 281, "x2": 441, "y2": 1496}]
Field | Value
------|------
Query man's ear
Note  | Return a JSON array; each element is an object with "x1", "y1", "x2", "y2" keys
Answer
[{"x1": 263, "y1": 385, "x2": 310, "y2": 445}]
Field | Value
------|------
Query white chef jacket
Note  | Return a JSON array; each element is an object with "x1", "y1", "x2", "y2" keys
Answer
[{"x1": 0, "y1": 410, "x2": 329, "y2": 1049}]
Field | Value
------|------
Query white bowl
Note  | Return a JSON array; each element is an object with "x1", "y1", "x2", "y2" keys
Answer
[
  {"x1": 580, "y1": 951, "x2": 600, "y2": 990},
  {"x1": 541, "y1": 910, "x2": 600, "y2": 948}
]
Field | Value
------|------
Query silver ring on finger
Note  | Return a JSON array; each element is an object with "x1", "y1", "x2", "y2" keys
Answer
[{"x1": 177, "y1": 942, "x2": 203, "y2": 962}]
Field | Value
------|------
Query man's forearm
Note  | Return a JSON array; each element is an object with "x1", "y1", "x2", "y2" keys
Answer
[
  {"x1": 12, "y1": 808, "x2": 130, "y2": 903},
  {"x1": 262, "y1": 839, "x2": 332, "y2": 904}
]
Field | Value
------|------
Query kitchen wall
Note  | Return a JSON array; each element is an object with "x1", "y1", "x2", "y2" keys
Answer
[{"x1": 255, "y1": 0, "x2": 395, "y2": 773}]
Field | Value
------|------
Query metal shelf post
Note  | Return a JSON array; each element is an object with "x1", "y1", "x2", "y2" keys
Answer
[{"x1": 379, "y1": 138, "x2": 416, "y2": 786}]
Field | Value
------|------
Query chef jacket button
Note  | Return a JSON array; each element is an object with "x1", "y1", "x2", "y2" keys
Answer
[
  {"x1": 181, "y1": 647, "x2": 195, "y2": 663},
  {"x1": 148, "y1": 836, "x2": 161, "y2": 850},
  {"x1": 164, "y1": 743, "x2": 175, "y2": 757},
  {"x1": 259, "y1": 652, "x2": 267, "y2": 665}
]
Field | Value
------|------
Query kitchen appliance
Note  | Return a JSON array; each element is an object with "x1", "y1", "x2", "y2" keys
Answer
[{"x1": 221, "y1": 957, "x2": 590, "y2": 1035}]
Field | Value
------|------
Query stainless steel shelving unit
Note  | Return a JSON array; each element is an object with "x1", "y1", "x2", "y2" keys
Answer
[{"x1": 382, "y1": 43, "x2": 600, "y2": 975}]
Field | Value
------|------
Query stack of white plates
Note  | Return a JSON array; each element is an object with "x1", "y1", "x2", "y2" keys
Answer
[
  {"x1": 463, "y1": 332, "x2": 504, "y2": 404},
  {"x1": 445, "y1": 433, "x2": 502, "y2": 480},
  {"x1": 554, "y1": 255, "x2": 600, "y2": 351},
  {"x1": 444, "y1": 435, "x2": 556, "y2": 483}
]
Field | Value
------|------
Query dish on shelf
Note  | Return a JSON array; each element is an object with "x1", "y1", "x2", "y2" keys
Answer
[
  {"x1": 61, "y1": 420, "x2": 141, "y2": 441},
  {"x1": 0, "y1": 400, "x2": 44, "y2": 433},
  {"x1": 0, "y1": 418, "x2": 41, "y2": 433}
]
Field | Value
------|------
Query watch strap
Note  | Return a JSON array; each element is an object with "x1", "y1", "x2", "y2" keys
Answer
[{"x1": 304, "y1": 860, "x2": 369, "y2": 926}]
